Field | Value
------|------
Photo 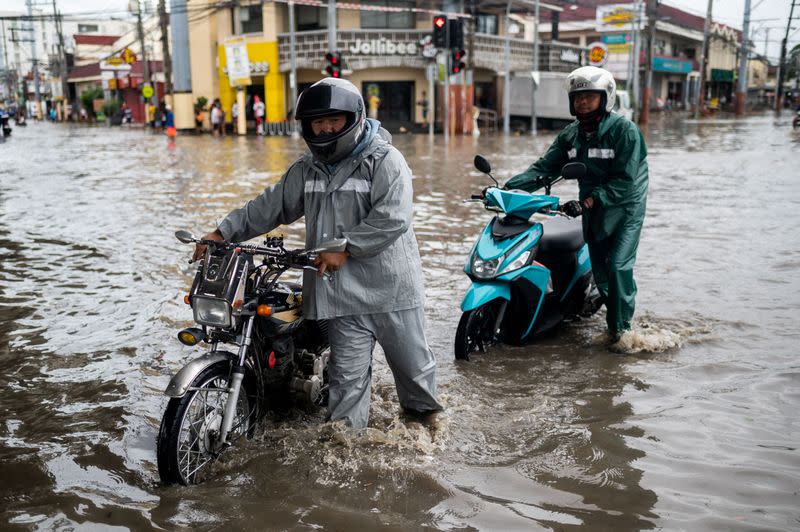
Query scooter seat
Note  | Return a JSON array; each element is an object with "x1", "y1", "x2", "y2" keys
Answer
[{"x1": 539, "y1": 216, "x2": 584, "y2": 252}]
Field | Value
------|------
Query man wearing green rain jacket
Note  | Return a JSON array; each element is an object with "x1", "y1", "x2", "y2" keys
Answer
[{"x1": 505, "y1": 66, "x2": 649, "y2": 340}]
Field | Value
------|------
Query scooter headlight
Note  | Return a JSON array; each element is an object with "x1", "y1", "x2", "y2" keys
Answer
[
  {"x1": 471, "y1": 256, "x2": 501, "y2": 279},
  {"x1": 192, "y1": 295, "x2": 232, "y2": 328},
  {"x1": 499, "y1": 250, "x2": 531, "y2": 275}
]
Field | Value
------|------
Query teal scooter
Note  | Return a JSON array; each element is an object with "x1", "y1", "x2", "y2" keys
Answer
[{"x1": 454, "y1": 156, "x2": 602, "y2": 360}]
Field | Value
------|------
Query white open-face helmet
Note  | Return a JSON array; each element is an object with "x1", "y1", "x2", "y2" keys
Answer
[{"x1": 566, "y1": 66, "x2": 616, "y2": 115}]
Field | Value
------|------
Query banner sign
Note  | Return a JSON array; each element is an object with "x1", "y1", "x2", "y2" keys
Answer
[
  {"x1": 587, "y1": 42, "x2": 609, "y2": 67},
  {"x1": 224, "y1": 36, "x2": 252, "y2": 86},
  {"x1": 653, "y1": 57, "x2": 694, "y2": 74}
]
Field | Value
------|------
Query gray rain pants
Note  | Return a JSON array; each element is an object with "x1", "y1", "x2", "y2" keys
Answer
[{"x1": 326, "y1": 306, "x2": 442, "y2": 429}]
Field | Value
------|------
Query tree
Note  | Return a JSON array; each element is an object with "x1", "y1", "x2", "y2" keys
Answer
[{"x1": 79, "y1": 86, "x2": 104, "y2": 121}]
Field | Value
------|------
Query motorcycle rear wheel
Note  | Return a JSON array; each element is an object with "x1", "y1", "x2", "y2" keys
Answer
[
  {"x1": 454, "y1": 301, "x2": 501, "y2": 361},
  {"x1": 157, "y1": 361, "x2": 255, "y2": 485}
]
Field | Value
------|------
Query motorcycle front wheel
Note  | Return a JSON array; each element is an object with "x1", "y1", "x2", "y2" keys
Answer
[
  {"x1": 156, "y1": 361, "x2": 255, "y2": 485},
  {"x1": 454, "y1": 301, "x2": 502, "y2": 361}
]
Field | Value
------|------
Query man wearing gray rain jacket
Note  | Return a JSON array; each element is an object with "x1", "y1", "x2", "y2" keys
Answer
[{"x1": 194, "y1": 78, "x2": 442, "y2": 429}]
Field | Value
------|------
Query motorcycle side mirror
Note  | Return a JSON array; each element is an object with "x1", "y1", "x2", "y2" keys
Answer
[
  {"x1": 474, "y1": 155, "x2": 492, "y2": 175},
  {"x1": 561, "y1": 162, "x2": 587, "y2": 181},
  {"x1": 311, "y1": 238, "x2": 348, "y2": 254},
  {"x1": 175, "y1": 230, "x2": 196, "y2": 244}
]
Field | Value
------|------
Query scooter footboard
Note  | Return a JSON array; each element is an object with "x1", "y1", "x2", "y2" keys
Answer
[{"x1": 460, "y1": 281, "x2": 511, "y2": 312}]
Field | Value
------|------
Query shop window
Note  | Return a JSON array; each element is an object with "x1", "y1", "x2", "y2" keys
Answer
[
  {"x1": 297, "y1": 6, "x2": 328, "y2": 31},
  {"x1": 78, "y1": 24, "x2": 98, "y2": 33},
  {"x1": 475, "y1": 13, "x2": 498, "y2": 35},
  {"x1": 240, "y1": 5, "x2": 263, "y2": 34},
  {"x1": 360, "y1": 1, "x2": 414, "y2": 29}
]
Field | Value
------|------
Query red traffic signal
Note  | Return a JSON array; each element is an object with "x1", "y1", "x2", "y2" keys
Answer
[
  {"x1": 433, "y1": 14, "x2": 447, "y2": 48},
  {"x1": 325, "y1": 51, "x2": 342, "y2": 78},
  {"x1": 450, "y1": 48, "x2": 466, "y2": 75}
]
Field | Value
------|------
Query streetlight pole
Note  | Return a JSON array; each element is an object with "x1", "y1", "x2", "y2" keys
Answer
[
  {"x1": 639, "y1": 0, "x2": 657, "y2": 125},
  {"x1": 531, "y1": 0, "x2": 539, "y2": 136},
  {"x1": 135, "y1": 0, "x2": 152, "y2": 122},
  {"x1": 694, "y1": 0, "x2": 713, "y2": 118},
  {"x1": 502, "y1": 0, "x2": 512, "y2": 134}
]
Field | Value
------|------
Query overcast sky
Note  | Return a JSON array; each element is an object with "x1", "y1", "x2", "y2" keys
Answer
[{"x1": 4, "y1": 0, "x2": 796, "y2": 61}]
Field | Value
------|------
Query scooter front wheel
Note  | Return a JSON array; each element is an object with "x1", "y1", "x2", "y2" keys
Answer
[
  {"x1": 156, "y1": 361, "x2": 255, "y2": 485},
  {"x1": 454, "y1": 302, "x2": 501, "y2": 361}
]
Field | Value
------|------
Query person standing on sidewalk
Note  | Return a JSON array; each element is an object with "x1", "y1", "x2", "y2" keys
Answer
[
  {"x1": 191, "y1": 78, "x2": 443, "y2": 429},
  {"x1": 253, "y1": 95, "x2": 265, "y2": 135},
  {"x1": 505, "y1": 66, "x2": 649, "y2": 343}
]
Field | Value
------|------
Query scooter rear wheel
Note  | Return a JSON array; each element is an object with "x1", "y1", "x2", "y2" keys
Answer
[{"x1": 454, "y1": 302, "x2": 500, "y2": 361}]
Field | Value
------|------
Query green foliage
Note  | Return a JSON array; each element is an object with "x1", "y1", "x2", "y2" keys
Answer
[
  {"x1": 194, "y1": 96, "x2": 208, "y2": 112},
  {"x1": 79, "y1": 86, "x2": 104, "y2": 116},
  {"x1": 102, "y1": 99, "x2": 120, "y2": 118}
]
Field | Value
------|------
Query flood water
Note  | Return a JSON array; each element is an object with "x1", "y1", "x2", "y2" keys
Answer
[{"x1": 1, "y1": 115, "x2": 799, "y2": 530}]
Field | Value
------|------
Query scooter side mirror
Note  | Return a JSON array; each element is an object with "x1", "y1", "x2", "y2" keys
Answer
[
  {"x1": 474, "y1": 155, "x2": 492, "y2": 175},
  {"x1": 175, "y1": 230, "x2": 196, "y2": 243},
  {"x1": 561, "y1": 162, "x2": 587, "y2": 181}
]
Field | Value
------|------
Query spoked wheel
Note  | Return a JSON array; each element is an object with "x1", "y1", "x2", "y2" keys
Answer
[
  {"x1": 157, "y1": 361, "x2": 255, "y2": 485},
  {"x1": 454, "y1": 301, "x2": 502, "y2": 361}
]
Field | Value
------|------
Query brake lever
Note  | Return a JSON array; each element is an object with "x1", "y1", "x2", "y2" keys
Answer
[{"x1": 302, "y1": 265, "x2": 333, "y2": 280}]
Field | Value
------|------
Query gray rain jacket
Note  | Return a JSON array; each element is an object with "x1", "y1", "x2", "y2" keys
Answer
[{"x1": 216, "y1": 120, "x2": 424, "y2": 320}]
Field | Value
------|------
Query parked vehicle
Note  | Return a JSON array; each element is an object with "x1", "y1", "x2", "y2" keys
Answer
[
  {"x1": 454, "y1": 156, "x2": 602, "y2": 360},
  {"x1": 614, "y1": 90, "x2": 633, "y2": 121},
  {"x1": 157, "y1": 231, "x2": 343, "y2": 485}
]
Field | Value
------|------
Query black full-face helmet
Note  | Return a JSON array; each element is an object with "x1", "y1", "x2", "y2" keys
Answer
[{"x1": 295, "y1": 78, "x2": 366, "y2": 164}]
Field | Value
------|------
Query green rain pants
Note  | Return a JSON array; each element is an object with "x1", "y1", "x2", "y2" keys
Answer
[{"x1": 587, "y1": 207, "x2": 645, "y2": 335}]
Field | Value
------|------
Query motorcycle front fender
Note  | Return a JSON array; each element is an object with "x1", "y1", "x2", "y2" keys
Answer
[
  {"x1": 164, "y1": 350, "x2": 237, "y2": 398},
  {"x1": 460, "y1": 281, "x2": 511, "y2": 312}
]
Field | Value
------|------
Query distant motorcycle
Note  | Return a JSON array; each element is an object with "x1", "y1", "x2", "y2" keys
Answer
[
  {"x1": 454, "y1": 156, "x2": 602, "y2": 360},
  {"x1": 157, "y1": 231, "x2": 344, "y2": 485},
  {"x1": 0, "y1": 109, "x2": 11, "y2": 138}
]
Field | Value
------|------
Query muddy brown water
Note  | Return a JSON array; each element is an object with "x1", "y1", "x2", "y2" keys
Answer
[{"x1": 1, "y1": 115, "x2": 798, "y2": 530}]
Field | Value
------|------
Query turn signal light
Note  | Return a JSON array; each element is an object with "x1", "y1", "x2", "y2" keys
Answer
[
  {"x1": 177, "y1": 327, "x2": 204, "y2": 346},
  {"x1": 232, "y1": 299, "x2": 244, "y2": 310},
  {"x1": 257, "y1": 305, "x2": 273, "y2": 317},
  {"x1": 183, "y1": 295, "x2": 191, "y2": 305}
]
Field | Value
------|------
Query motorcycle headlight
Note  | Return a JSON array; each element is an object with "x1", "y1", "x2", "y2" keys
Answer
[
  {"x1": 192, "y1": 296, "x2": 232, "y2": 328},
  {"x1": 499, "y1": 250, "x2": 531, "y2": 275},
  {"x1": 471, "y1": 255, "x2": 501, "y2": 279}
]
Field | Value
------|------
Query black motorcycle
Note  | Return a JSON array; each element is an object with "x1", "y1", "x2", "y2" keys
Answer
[{"x1": 156, "y1": 230, "x2": 344, "y2": 485}]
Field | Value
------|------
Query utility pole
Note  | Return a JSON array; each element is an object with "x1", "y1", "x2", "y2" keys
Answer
[
  {"x1": 25, "y1": 0, "x2": 41, "y2": 119},
  {"x1": 444, "y1": 13, "x2": 450, "y2": 142},
  {"x1": 135, "y1": 0, "x2": 152, "y2": 122},
  {"x1": 0, "y1": 20, "x2": 12, "y2": 100},
  {"x1": 502, "y1": 0, "x2": 511, "y2": 134},
  {"x1": 288, "y1": 0, "x2": 298, "y2": 137},
  {"x1": 327, "y1": 0, "x2": 337, "y2": 53},
  {"x1": 531, "y1": 0, "x2": 539, "y2": 136},
  {"x1": 158, "y1": 0, "x2": 173, "y2": 102},
  {"x1": 639, "y1": 0, "x2": 657, "y2": 125},
  {"x1": 776, "y1": 0, "x2": 797, "y2": 113},
  {"x1": 170, "y1": 0, "x2": 192, "y2": 129},
  {"x1": 694, "y1": 0, "x2": 713, "y2": 118},
  {"x1": 51, "y1": 0, "x2": 69, "y2": 121},
  {"x1": 631, "y1": 0, "x2": 642, "y2": 121},
  {"x1": 735, "y1": 0, "x2": 751, "y2": 116}
]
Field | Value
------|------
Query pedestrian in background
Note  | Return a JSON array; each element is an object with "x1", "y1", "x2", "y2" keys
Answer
[
  {"x1": 210, "y1": 99, "x2": 221, "y2": 136},
  {"x1": 253, "y1": 95, "x2": 265, "y2": 135},
  {"x1": 232, "y1": 101, "x2": 239, "y2": 134},
  {"x1": 505, "y1": 66, "x2": 649, "y2": 344}
]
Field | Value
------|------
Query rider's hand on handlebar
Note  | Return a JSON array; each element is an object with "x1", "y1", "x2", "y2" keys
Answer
[
  {"x1": 191, "y1": 229, "x2": 224, "y2": 263},
  {"x1": 560, "y1": 200, "x2": 584, "y2": 218},
  {"x1": 314, "y1": 251, "x2": 349, "y2": 276}
]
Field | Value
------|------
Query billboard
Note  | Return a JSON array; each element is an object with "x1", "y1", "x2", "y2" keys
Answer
[{"x1": 596, "y1": 4, "x2": 645, "y2": 33}]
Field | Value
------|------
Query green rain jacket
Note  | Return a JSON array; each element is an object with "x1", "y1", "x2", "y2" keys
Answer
[{"x1": 505, "y1": 112, "x2": 648, "y2": 240}]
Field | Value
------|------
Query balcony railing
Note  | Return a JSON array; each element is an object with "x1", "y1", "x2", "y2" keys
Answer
[{"x1": 277, "y1": 29, "x2": 587, "y2": 74}]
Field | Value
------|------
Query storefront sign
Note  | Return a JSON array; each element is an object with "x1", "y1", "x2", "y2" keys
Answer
[
  {"x1": 349, "y1": 38, "x2": 418, "y2": 56},
  {"x1": 559, "y1": 49, "x2": 581, "y2": 64},
  {"x1": 602, "y1": 33, "x2": 631, "y2": 45},
  {"x1": 596, "y1": 4, "x2": 645, "y2": 32},
  {"x1": 587, "y1": 42, "x2": 609, "y2": 67},
  {"x1": 121, "y1": 48, "x2": 137, "y2": 64},
  {"x1": 653, "y1": 57, "x2": 693, "y2": 74},
  {"x1": 224, "y1": 36, "x2": 252, "y2": 86},
  {"x1": 608, "y1": 43, "x2": 631, "y2": 54},
  {"x1": 711, "y1": 68, "x2": 734, "y2": 82},
  {"x1": 100, "y1": 59, "x2": 131, "y2": 72}
]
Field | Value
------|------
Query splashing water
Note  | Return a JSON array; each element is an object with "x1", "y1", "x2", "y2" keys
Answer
[{"x1": 590, "y1": 313, "x2": 714, "y2": 354}]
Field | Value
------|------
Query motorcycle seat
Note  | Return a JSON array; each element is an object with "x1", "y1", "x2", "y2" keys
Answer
[{"x1": 539, "y1": 216, "x2": 584, "y2": 252}]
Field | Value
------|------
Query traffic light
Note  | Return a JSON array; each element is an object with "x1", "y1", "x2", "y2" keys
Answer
[
  {"x1": 432, "y1": 15, "x2": 447, "y2": 48},
  {"x1": 325, "y1": 51, "x2": 341, "y2": 78},
  {"x1": 451, "y1": 49, "x2": 466, "y2": 75},
  {"x1": 448, "y1": 19, "x2": 464, "y2": 49}
]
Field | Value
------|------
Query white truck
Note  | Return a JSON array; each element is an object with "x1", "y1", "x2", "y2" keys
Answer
[{"x1": 509, "y1": 72, "x2": 633, "y2": 130}]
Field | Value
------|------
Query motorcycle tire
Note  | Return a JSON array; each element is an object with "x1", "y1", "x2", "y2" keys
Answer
[
  {"x1": 156, "y1": 360, "x2": 256, "y2": 485},
  {"x1": 454, "y1": 301, "x2": 501, "y2": 361}
]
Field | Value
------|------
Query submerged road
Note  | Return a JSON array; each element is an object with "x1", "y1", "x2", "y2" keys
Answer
[{"x1": 1, "y1": 115, "x2": 798, "y2": 530}]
